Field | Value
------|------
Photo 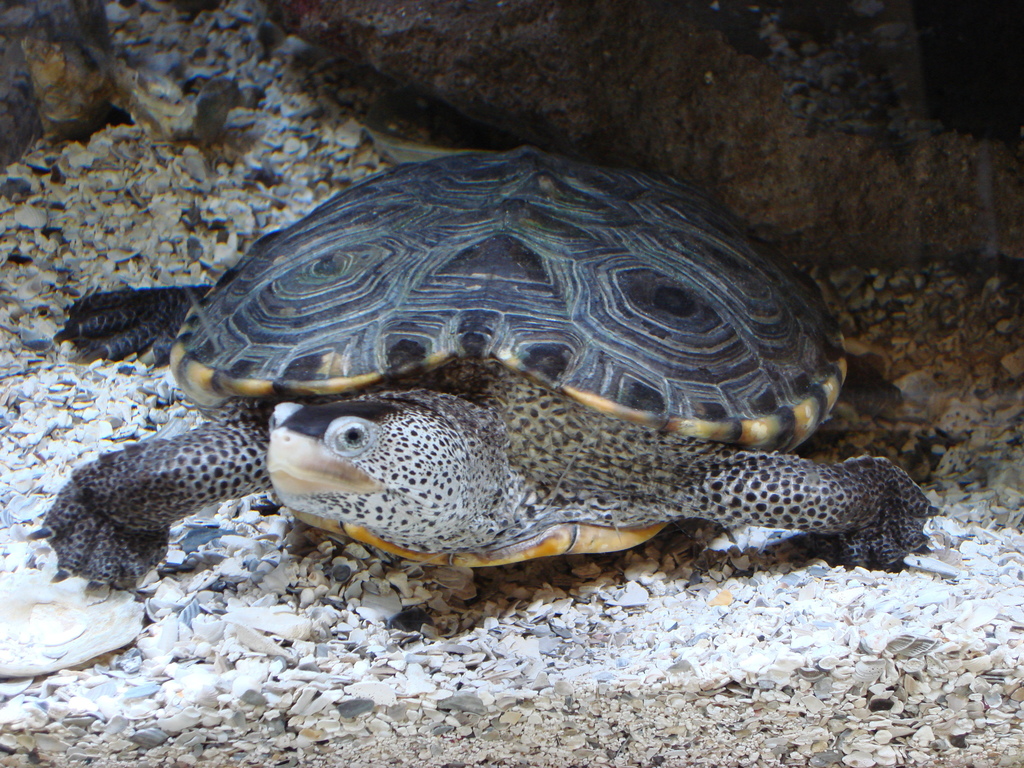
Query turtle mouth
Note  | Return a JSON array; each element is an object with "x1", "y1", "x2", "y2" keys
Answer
[{"x1": 268, "y1": 428, "x2": 385, "y2": 495}]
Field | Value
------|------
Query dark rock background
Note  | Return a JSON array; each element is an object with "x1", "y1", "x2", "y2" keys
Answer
[
  {"x1": 269, "y1": 0, "x2": 1024, "y2": 269},
  {"x1": 0, "y1": 0, "x2": 115, "y2": 167}
]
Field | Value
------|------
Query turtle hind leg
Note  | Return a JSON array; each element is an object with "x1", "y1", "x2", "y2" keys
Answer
[
  {"x1": 686, "y1": 453, "x2": 935, "y2": 570},
  {"x1": 41, "y1": 408, "x2": 271, "y2": 587},
  {"x1": 55, "y1": 285, "x2": 206, "y2": 364}
]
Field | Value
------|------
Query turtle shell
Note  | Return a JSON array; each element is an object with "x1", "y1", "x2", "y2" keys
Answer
[{"x1": 171, "y1": 147, "x2": 845, "y2": 451}]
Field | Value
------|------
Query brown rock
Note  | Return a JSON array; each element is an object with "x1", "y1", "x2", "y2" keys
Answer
[
  {"x1": 271, "y1": 0, "x2": 1024, "y2": 268},
  {"x1": 0, "y1": 0, "x2": 114, "y2": 166}
]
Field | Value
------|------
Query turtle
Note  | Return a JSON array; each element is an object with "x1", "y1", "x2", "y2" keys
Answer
[{"x1": 40, "y1": 146, "x2": 934, "y2": 589}]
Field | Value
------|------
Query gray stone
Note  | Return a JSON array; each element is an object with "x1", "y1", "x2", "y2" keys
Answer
[
  {"x1": 438, "y1": 693, "x2": 487, "y2": 716},
  {"x1": 61, "y1": 715, "x2": 98, "y2": 729},
  {"x1": 123, "y1": 683, "x2": 161, "y2": 699},
  {"x1": 128, "y1": 728, "x2": 170, "y2": 748},
  {"x1": 240, "y1": 689, "x2": 268, "y2": 707},
  {"x1": 336, "y1": 698, "x2": 375, "y2": 718}
]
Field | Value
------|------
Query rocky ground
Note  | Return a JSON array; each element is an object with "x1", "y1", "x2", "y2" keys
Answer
[{"x1": 0, "y1": 2, "x2": 1022, "y2": 767}]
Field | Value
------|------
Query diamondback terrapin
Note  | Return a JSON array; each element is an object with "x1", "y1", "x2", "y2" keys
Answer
[{"x1": 42, "y1": 147, "x2": 933, "y2": 588}]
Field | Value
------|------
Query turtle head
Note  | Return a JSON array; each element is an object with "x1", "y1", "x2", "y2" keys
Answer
[{"x1": 267, "y1": 392, "x2": 513, "y2": 554}]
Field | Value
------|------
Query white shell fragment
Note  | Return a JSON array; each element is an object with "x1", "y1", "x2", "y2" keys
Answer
[
  {"x1": 223, "y1": 605, "x2": 313, "y2": 640},
  {"x1": 0, "y1": 570, "x2": 144, "y2": 677}
]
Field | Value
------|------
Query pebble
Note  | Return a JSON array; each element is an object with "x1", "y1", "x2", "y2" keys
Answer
[
  {"x1": 345, "y1": 682, "x2": 397, "y2": 706},
  {"x1": 843, "y1": 751, "x2": 876, "y2": 768},
  {"x1": 613, "y1": 581, "x2": 649, "y2": 607},
  {"x1": 335, "y1": 698, "x2": 375, "y2": 718},
  {"x1": 13, "y1": 206, "x2": 47, "y2": 228},
  {"x1": 223, "y1": 605, "x2": 313, "y2": 640},
  {"x1": 354, "y1": 592, "x2": 403, "y2": 622},
  {"x1": 239, "y1": 689, "x2": 267, "y2": 707},
  {"x1": 123, "y1": 683, "x2": 161, "y2": 700},
  {"x1": 1000, "y1": 347, "x2": 1024, "y2": 378},
  {"x1": 128, "y1": 728, "x2": 170, "y2": 748},
  {"x1": 386, "y1": 606, "x2": 433, "y2": 632},
  {"x1": 0, "y1": 177, "x2": 33, "y2": 200},
  {"x1": 437, "y1": 693, "x2": 488, "y2": 715}
]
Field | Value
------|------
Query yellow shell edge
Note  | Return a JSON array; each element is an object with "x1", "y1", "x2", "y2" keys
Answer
[
  {"x1": 172, "y1": 344, "x2": 383, "y2": 407},
  {"x1": 288, "y1": 510, "x2": 666, "y2": 567}
]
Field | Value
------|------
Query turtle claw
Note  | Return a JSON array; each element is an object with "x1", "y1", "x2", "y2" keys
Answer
[
  {"x1": 52, "y1": 569, "x2": 70, "y2": 583},
  {"x1": 27, "y1": 526, "x2": 53, "y2": 540}
]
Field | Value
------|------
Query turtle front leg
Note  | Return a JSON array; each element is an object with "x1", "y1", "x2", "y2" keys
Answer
[
  {"x1": 690, "y1": 453, "x2": 935, "y2": 569},
  {"x1": 40, "y1": 411, "x2": 270, "y2": 588}
]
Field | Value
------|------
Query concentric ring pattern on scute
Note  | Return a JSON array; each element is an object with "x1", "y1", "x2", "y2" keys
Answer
[{"x1": 172, "y1": 147, "x2": 844, "y2": 449}]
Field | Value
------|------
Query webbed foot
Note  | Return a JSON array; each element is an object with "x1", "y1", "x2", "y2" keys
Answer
[
  {"x1": 40, "y1": 418, "x2": 271, "y2": 588},
  {"x1": 55, "y1": 285, "x2": 205, "y2": 364},
  {"x1": 42, "y1": 472, "x2": 169, "y2": 589},
  {"x1": 791, "y1": 456, "x2": 934, "y2": 569}
]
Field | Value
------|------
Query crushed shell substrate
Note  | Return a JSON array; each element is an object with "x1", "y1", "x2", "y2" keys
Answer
[{"x1": 1, "y1": 1, "x2": 1024, "y2": 767}]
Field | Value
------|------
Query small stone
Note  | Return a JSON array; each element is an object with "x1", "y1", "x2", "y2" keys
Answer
[
  {"x1": 1000, "y1": 347, "x2": 1024, "y2": 378},
  {"x1": 105, "y1": 2, "x2": 133, "y2": 24},
  {"x1": 193, "y1": 76, "x2": 242, "y2": 144},
  {"x1": 810, "y1": 751, "x2": 843, "y2": 767},
  {"x1": 438, "y1": 693, "x2": 487, "y2": 715},
  {"x1": 156, "y1": 710, "x2": 202, "y2": 733},
  {"x1": 354, "y1": 593, "x2": 403, "y2": 622},
  {"x1": 14, "y1": 206, "x2": 47, "y2": 228},
  {"x1": 61, "y1": 715, "x2": 98, "y2": 729},
  {"x1": 123, "y1": 683, "x2": 162, "y2": 700},
  {"x1": 128, "y1": 728, "x2": 169, "y2": 748},
  {"x1": 842, "y1": 751, "x2": 876, "y2": 768},
  {"x1": 0, "y1": 178, "x2": 32, "y2": 201},
  {"x1": 336, "y1": 698, "x2": 375, "y2": 718},
  {"x1": 224, "y1": 606, "x2": 312, "y2": 640},
  {"x1": 330, "y1": 563, "x2": 353, "y2": 582},
  {"x1": 240, "y1": 689, "x2": 267, "y2": 706},
  {"x1": 345, "y1": 682, "x2": 397, "y2": 706},
  {"x1": 386, "y1": 607, "x2": 433, "y2": 632},
  {"x1": 19, "y1": 327, "x2": 52, "y2": 352},
  {"x1": 903, "y1": 554, "x2": 961, "y2": 579},
  {"x1": 708, "y1": 589, "x2": 733, "y2": 607},
  {"x1": 613, "y1": 581, "x2": 649, "y2": 607}
]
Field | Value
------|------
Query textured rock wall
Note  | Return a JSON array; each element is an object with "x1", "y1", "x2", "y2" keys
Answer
[
  {"x1": 272, "y1": 0, "x2": 1024, "y2": 268},
  {"x1": 0, "y1": 0, "x2": 114, "y2": 167}
]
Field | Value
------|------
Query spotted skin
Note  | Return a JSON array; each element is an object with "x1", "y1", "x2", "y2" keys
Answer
[
  {"x1": 43, "y1": 405, "x2": 270, "y2": 588},
  {"x1": 273, "y1": 391, "x2": 517, "y2": 551},
  {"x1": 43, "y1": 361, "x2": 933, "y2": 584}
]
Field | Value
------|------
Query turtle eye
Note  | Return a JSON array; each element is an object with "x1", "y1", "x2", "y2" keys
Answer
[{"x1": 325, "y1": 416, "x2": 377, "y2": 457}]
